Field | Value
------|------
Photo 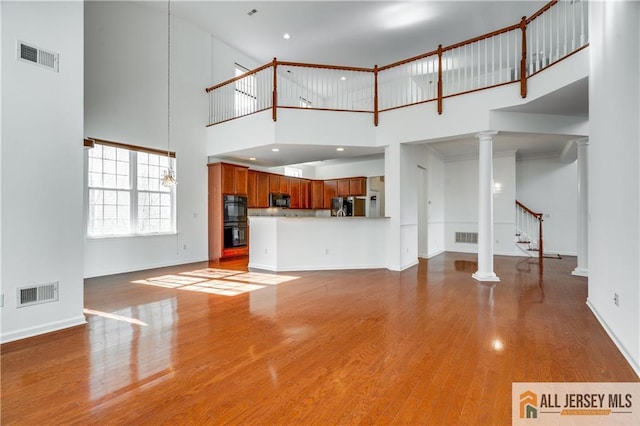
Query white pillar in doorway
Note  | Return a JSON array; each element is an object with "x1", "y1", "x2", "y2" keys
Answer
[
  {"x1": 572, "y1": 138, "x2": 589, "y2": 277},
  {"x1": 473, "y1": 131, "x2": 500, "y2": 282}
]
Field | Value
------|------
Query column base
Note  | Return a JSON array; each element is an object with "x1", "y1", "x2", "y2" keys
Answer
[
  {"x1": 472, "y1": 272, "x2": 500, "y2": 282},
  {"x1": 572, "y1": 267, "x2": 589, "y2": 277}
]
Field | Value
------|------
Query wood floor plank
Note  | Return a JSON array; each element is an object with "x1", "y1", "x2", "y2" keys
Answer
[{"x1": 2, "y1": 253, "x2": 638, "y2": 425}]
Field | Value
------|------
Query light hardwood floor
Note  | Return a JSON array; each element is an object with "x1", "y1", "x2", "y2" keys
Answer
[{"x1": 2, "y1": 253, "x2": 638, "y2": 424}]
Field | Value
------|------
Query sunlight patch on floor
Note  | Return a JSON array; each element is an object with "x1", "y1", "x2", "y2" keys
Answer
[
  {"x1": 131, "y1": 268, "x2": 300, "y2": 296},
  {"x1": 84, "y1": 308, "x2": 148, "y2": 326}
]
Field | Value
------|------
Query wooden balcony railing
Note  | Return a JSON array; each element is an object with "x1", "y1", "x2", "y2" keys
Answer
[{"x1": 205, "y1": 0, "x2": 589, "y2": 127}]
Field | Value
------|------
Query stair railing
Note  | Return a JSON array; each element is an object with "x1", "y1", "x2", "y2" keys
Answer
[{"x1": 515, "y1": 200, "x2": 544, "y2": 258}]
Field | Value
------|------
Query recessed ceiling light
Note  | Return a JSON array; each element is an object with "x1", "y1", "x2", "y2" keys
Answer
[
  {"x1": 272, "y1": 148, "x2": 279, "y2": 152},
  {"x1": 336, "y1": 147, "x2": 345, "y2": 152},
  {"x1": 283, "y1": 33, "x2": 291, "y2": 40},
  {"x1": 249, "y1": 157, "x2": 256, "y2": 161}
]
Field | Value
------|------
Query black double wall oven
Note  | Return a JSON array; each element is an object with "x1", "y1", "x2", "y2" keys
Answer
[{"x1": 223, "y1": 195, "x2": 248, "y2": 249}]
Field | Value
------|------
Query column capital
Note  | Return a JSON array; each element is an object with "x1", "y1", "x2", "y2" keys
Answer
[
  {"x1": 475, "y1": 130, "x2": 498, "y2": 141},
  {"x1": 575, "y1": 137, "x2": 589, "y2": 147}
]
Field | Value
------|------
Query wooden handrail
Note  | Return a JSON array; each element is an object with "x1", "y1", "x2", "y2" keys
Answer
[
  {"x1": 378, "y1": 49, "x2": 438, "y2": 72},
  {"x1": 527, "y1": 0, "x2": 558, "y2": 24},
  {"x1": 441, "y1": 22, "x2": 522, "y2": 53},
  {"x1": 205, "y1": 62, "x2": 274, "y2": 93},
  {"x1": 277, "y1": 61, "x2": 373, "y2": 73},
  {"x1": 516, "y1": 200, "x2": 542, "y2": 218}
]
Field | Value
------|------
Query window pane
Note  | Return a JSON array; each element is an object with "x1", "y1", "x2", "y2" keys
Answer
[
  {"x1": 89, "y1": 172, "x2": 102, "y2": 187},
  {"x1": 103, "y1": 146, "x2": 116, "y2": 160},
  {"x1": 88, "y1": 143, "x2": 174, "y2": 237}
]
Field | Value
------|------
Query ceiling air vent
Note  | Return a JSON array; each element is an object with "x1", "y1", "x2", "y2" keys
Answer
[
  {"x1": 17, "y1": 41, "x2": 59, "y2": 72},
  {"x1": 17, "y1": 282, "x2": 59, "y2": 308}
]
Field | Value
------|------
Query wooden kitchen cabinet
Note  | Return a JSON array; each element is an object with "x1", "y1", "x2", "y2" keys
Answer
[
  {"x1": 349, "y1": 177, "x2": 366, "y2": 196},
  {"x1": 311, "y1": 180, "x2": 324, "y2": 209},
  {"x1": 300, "y1": 180, "x2": 310, "y2": 209},
  {"x1": 337, "y1": 179, "x2": 350, "y2": 196},
  {"x1": 269, "y1": 174, "x2": 290, "y2": 194},
  {"x1": 208, "y1": 162, "x2": 249, "y2": 261},
  {"x1": 247, "y1": 170, "x2": 258, "y2": 207},
  {"x1": 220, "y1": 163, "x2": 248, "y2": 195},
  {"x1": 256, "y1": 172, "x2": 270, "y2": 208},
  {"x1": 248, "y1": 171, "x2": 270, "y2": 208},
  {"x1": 289, "y1": 178, "x2": 301, "y2": 208},
  {"x1": 323, "y1": 180, "x2": 337, "y2": 208}
]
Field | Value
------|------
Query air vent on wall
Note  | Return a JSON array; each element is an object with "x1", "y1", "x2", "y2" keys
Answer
[
  {"x1": 17, "y1": 41, "x2": 59, "y2": 72},
  {"x1": 455, "y1": 232, "x2": 478, "y2": 244},
  {"x1": 17, "y1": 282, "x2": 59, "y2": 308}
]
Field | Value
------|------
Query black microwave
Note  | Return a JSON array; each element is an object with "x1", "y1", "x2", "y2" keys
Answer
[{"x1": 269, "y1": 193, "x2": 290, "y2": 208}]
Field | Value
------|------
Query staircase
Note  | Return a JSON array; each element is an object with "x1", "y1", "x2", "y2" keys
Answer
[{"x1": 515, "y1": 201, "x2": 543, "y2": 258}]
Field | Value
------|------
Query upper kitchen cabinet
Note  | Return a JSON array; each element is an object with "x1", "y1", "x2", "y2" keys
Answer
[
  {"x1": 289, "y1": 178, "x2": 301, "y2": 208},
  {"x1": 220, "y1": 163, "x2": 248, "y2": 195},
  {"x1": 335, "y1": 177, "x2": 367, "y2": 197},
  {"x1": 247, "y1": 170, "x2": 257, "y2": 207},
  {"x1": 248, "y1": 171, "x2": 270, "y2": 208},
  {"x1": 323, "y1": 180, "x2": 338, "y2": 208},
  {"x1": 349, "y1": 178, "x2": 366, "y2": 196},
  {"x1": 310, "y1": 180, "x2": 324, "y2": 209},
  {"x1": 256, "y1": 172, "x2": 270, "y2": 207},
  {"x1": 300, "y1": 180, "x2": 310, "y2": 209},
  {"x1": 269, "y1": 174, "x2": 290, "y2": 194},
  {"x1": 337, "y1": 179, "x2": 350, "y2": 196}
]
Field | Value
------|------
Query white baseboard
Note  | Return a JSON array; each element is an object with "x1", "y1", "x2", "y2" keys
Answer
[
  {"x1": 419, "y1": 249, "x2": 445, "y2": 259},
  {"x1": 1, "y1": 315, "x2": 87, "y2": 344},
  {"x1": 84, "y1": 257, "x2": 209, "y2": 279},
  {"x1": 586, "y1": 299, "x2": 640, "y2": 378},
  {"x1": 248, "y1": 263, "x2": 387, "y2": 272}
]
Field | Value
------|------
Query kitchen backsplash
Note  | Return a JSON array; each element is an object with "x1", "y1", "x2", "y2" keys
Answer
[{"x1": 248, "y1": 208, "x2": 331, "y2": 217}]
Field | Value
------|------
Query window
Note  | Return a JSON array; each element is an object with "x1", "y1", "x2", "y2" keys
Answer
[
  {"x1": 87, "y1": 142, "x2": 176, "y2": 237},
  {"x1": 299, "y1": 96, "x2": 312, "y2": 108},
  {"x1": 235, "y1": 64, "x2": 257, "y2": 116},
  {"x1": 284, "y1": 166, "x2": 303, "y2": 178}
]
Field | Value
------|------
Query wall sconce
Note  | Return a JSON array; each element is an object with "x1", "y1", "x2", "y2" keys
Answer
[{"x1": 493, "y1": 182, "x2": 503, "y2": 195}]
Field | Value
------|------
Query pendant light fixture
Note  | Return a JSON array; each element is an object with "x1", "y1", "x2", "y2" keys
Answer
[{"x1": 162, "y1": 0, "x2": 177, "y2": 188}]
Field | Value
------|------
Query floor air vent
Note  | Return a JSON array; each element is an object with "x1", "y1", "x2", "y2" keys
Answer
[
  {"x1": 17, "y1": 41, "x2": 59, "y2": 72},
  {"x1": 455, "y1": 232, "x2": 478, "y2": 244},
  {"x1": 17, "y1": 282, "x2": 59, "y2": 308}
]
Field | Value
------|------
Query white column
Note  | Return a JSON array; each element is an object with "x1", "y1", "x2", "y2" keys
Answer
[
  {"x1": 473, "y1": 131, "x2": 500, "y2": 282},
  {"x1": 572, "y1": 138, "x2": 589, "y2": 277}
]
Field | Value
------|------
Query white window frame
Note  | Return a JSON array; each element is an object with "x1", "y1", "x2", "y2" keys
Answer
[
  {"x1": 86, "y1": 141, "x2": 176, "y2": 238},
  {"x1": 284, "y1": 166, "x2": 303, "y2": 178}
]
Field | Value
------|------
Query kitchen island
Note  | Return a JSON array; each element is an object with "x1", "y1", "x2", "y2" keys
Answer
[{"x1": 248, "y1": 216, "x2": 389, "y2": 272}]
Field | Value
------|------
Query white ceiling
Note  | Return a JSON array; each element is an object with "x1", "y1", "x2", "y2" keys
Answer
[
  {"x1": 138, "y1": 0, "x2": 587, "y2": 166},
  {"x1": 153, "y1": 0, "x2": 546, "y2": 68}
]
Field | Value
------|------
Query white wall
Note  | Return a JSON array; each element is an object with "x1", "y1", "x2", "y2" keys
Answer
[
  {"x1": 1, "y1": 1, "x2": 85, "y2": 342},
  {"x1": 516, "y1": 156, "x2": 577, "y2": 255},
  {"x1": 587, "y1": 1, "x2": 640, "y2": 376},
  {"x1": 444, "y1": 152, "x2": 517, "y2": 256},
  {"x1": 416, "y1": 145, "x2": 445, "y2": 258},
  {"x1": 313, "y1": 157, "x2": 384, "y2": 180},
  {"x1": 84, "y1": 1, "x2": 211, "y2": 277}
]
